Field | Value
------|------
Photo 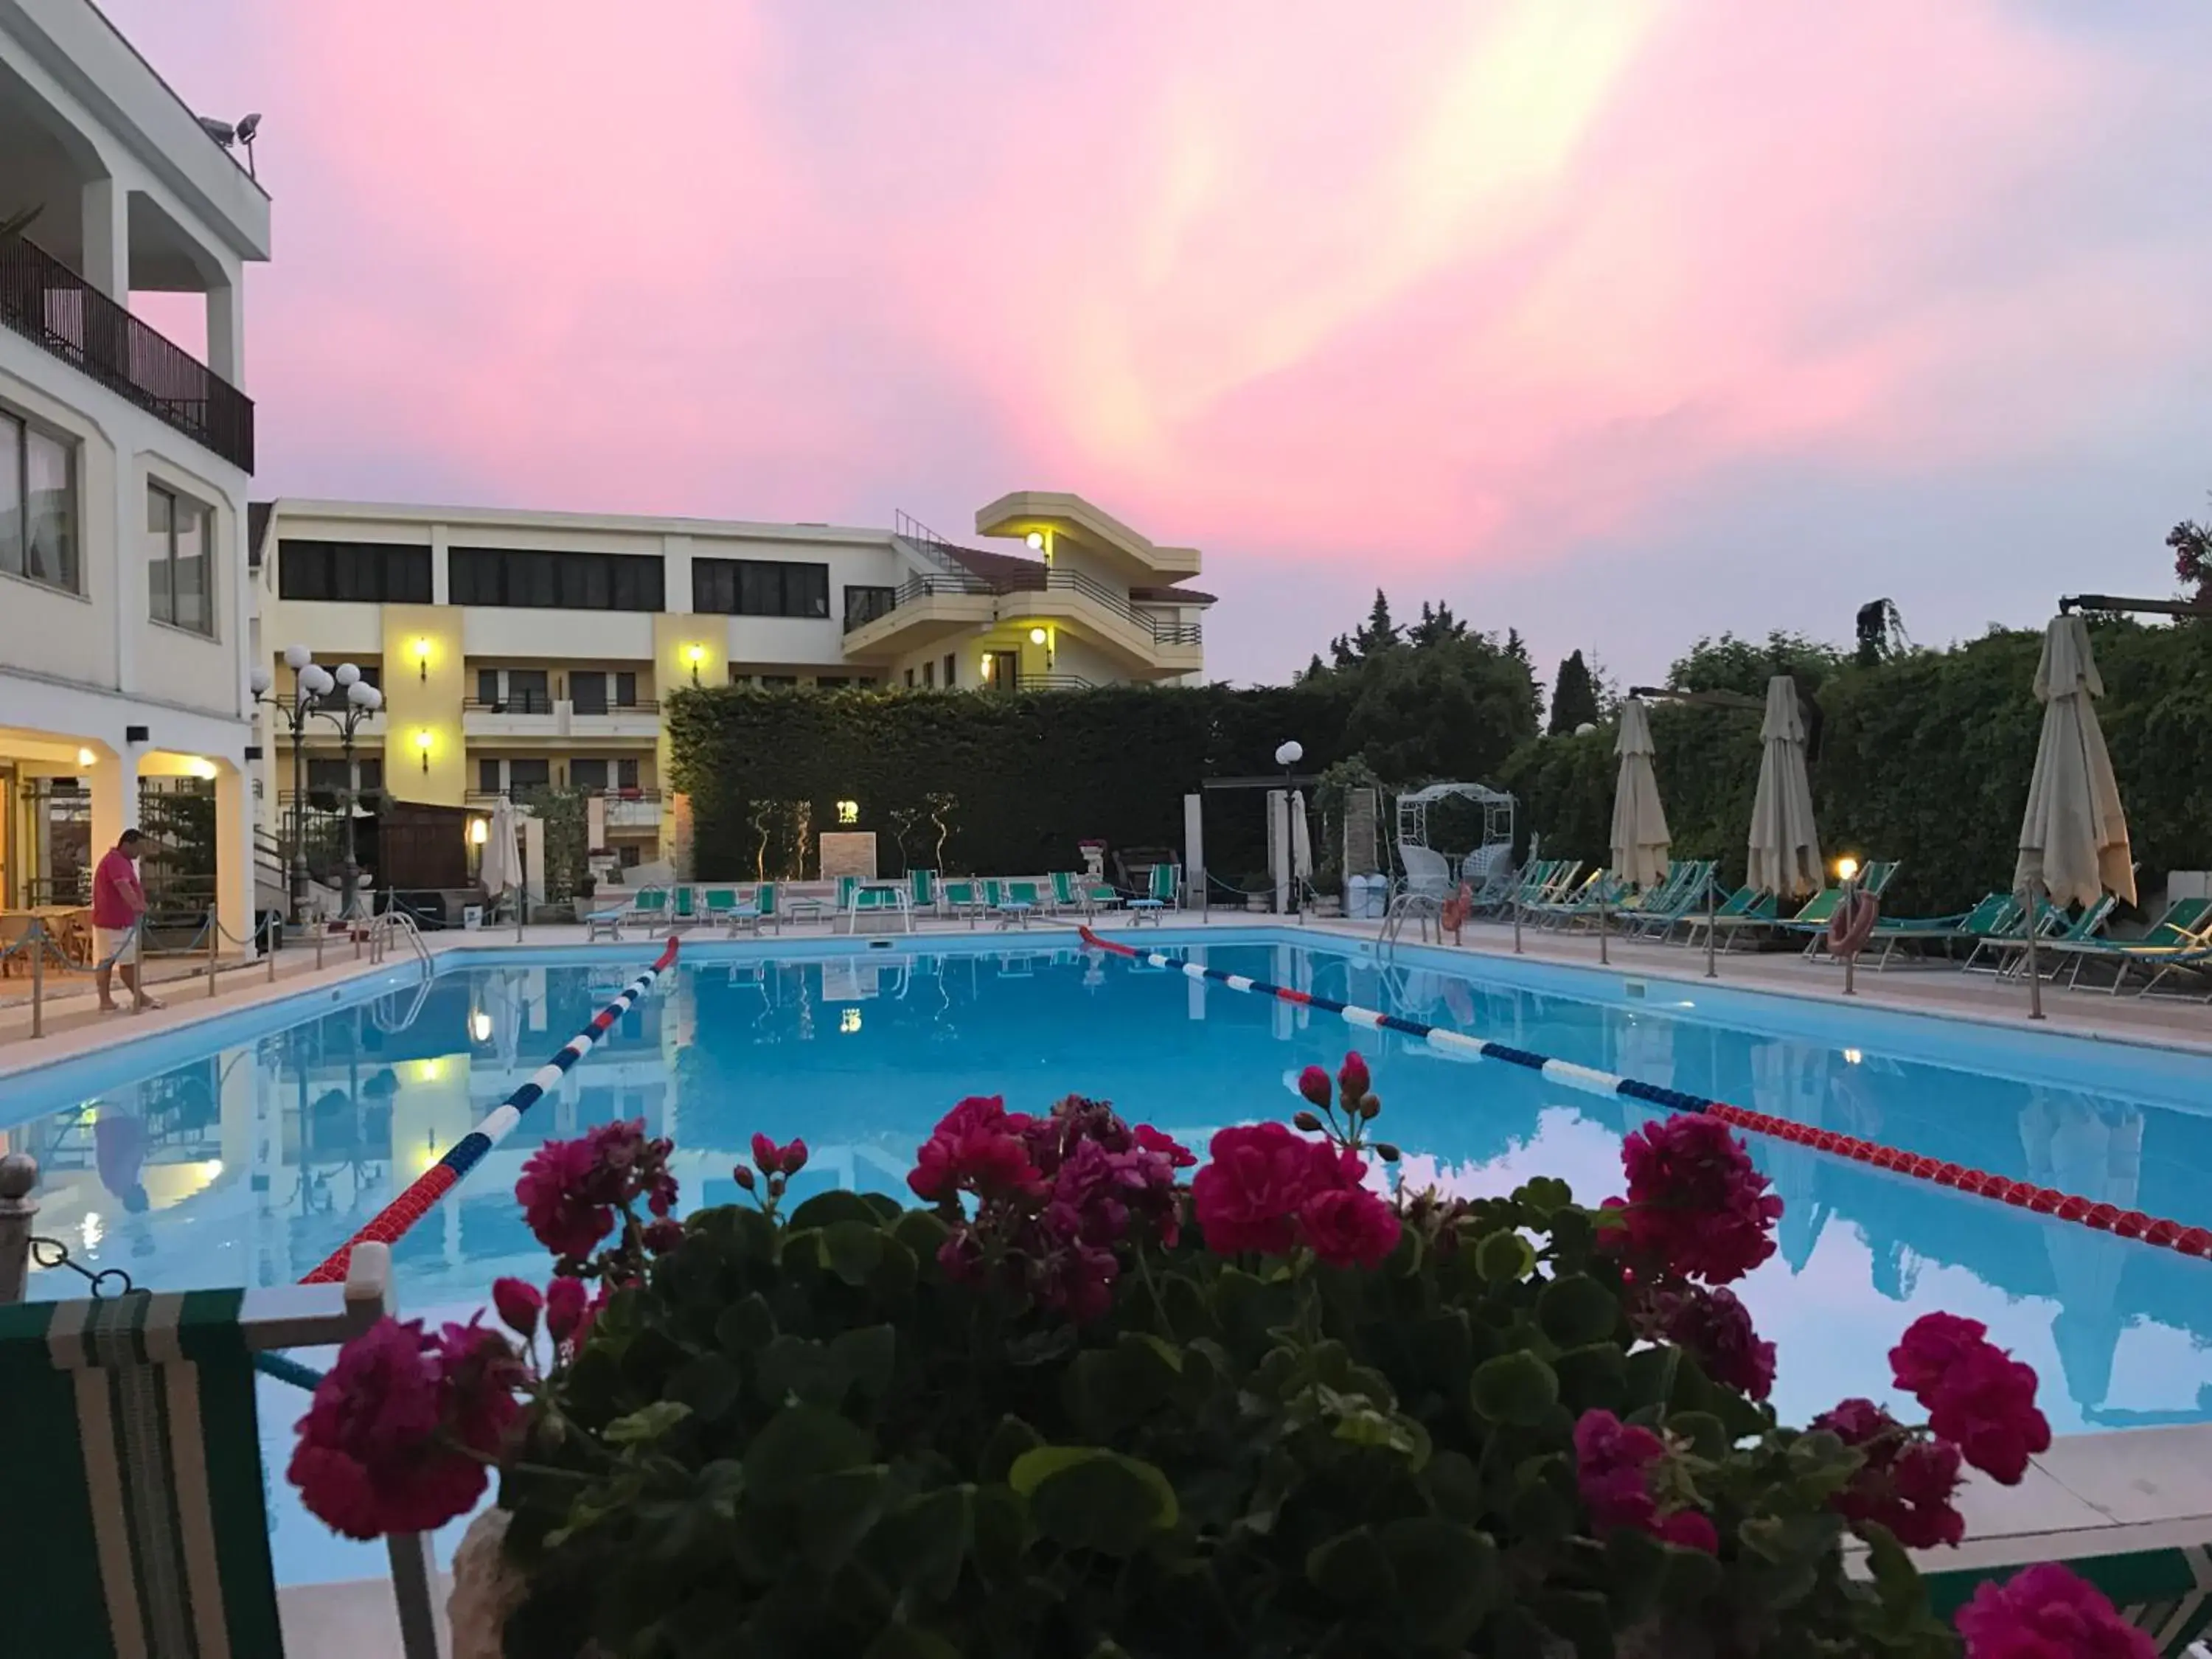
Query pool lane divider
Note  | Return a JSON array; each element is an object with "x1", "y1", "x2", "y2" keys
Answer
[
  {"x1": 299, "y1": 936, "x2": 681, "y2": 1287},
  {"x1": 1077, "y1": 927, "x2": 2212, "y2": 1262}
]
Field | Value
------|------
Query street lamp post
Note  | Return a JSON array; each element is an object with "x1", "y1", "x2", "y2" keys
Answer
[
  {"x1": 251, "y1": 648, "x2": 382, "y2": 924},
  {"x1": 1275, "y1": 740, "x2": 1303, "y2": 918}
]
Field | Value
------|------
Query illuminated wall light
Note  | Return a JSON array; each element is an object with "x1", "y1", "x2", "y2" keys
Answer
[
  {"x1": 1029, "y1": 627, "x2": 1048, "y2": 646},
  {"x1": 76, "y1": 747, "x2": 97, "y2": 768},
  {"x1": 470, "y1": 1009, "x2": 493, "y2": 1042},
  {"x1": 415, "y1": 728, "x2": 434, "y2": 772},
  {"x1": 414, "y1": 1057, "x2": 444, "y2": 1082},
  {"x1": 835, "y1": 799, "x2": 859, "y2": 825},
  {"x1": 186, "y1": 757, "x2": 218, "y2": 781},
  {"x1": 1024, "y1": 531, "x2": 1046, "y2": 552},
  {"x1": 469, "y1": 818, "x2": 489, "y2": 846},
  {"x1": 840, "y1": 1007, "x2": 862, "y2": 1034},
  {"x1": 1835, "y1": 855, "x2": 1860, "y2": 883},
  {"x1": 413, "y1": 636, "x2": 433, "y2": 681},
  {"x1": 685, "y1": 642, "x2": 707, "y2": 686},
  {"x1": 1843, "y1": 1048, "x2": 1864, "y2": 1065}
]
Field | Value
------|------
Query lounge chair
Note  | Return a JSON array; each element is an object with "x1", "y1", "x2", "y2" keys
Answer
[
  {"x1": 1542, "y1": 870, "x2": 1630, "y2": 930},
  {"x1": 1, "y1": 1240, "x2": 441, "y2": 1659},
  {"x1": 909, "y1": 869, "x2": 937, "y2": 912},
  {"x1": 2046, "y1": 897, "x2": 2212, "y2": 994},
  {"x1": 1790, "y1": 861, "x2": 1903, "y2": 958},
  {"x1": 1988, "y1": 892, "x2": 2118, "y2": 980},
  {"x1": 1958, "y1": 895, "x2": 2065, "y2": 974},
  {"x1": 989, "y1": 879, "x2": 1040, "y2": 929},
  {"x1": 1127, "y1": 862, "x2": 1178, "y2": 925},
  {"x1": 1672, "y1": 886, "x2": 1779, "y2": 949},
  {"x1": 670, "y1": 885, "x2": 698, "y2": 929},
  {"x1": 939, "y1": 879, "x2": 987, "y2": 927},
  {"x1": 703, "y1": 886, "x2": 739, "y2": 925},
  {"x1": 727, "y1": 882, "x2": 779, "y2": 936},
  {"x1": 1620, "y1": 861, "x2": 1717, "y2": 937},
  {"x1": 1398, "y1": 844, "x2": 1454, "y2": 905},
  {"x1": 1859, "y1": 892, "x2": 2018, "y2": 969},
  {"x1": 1051, "y1": 870, "x2": 1120, "y2": 915}
]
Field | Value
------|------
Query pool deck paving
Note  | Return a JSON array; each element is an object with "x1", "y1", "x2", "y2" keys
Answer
[{"x1": 13, "y1": 904, "x2": 2212, "y2": 1639}]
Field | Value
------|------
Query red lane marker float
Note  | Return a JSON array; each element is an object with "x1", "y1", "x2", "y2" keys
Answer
[{"x1": 1076, "y1": 927, "x2": 2212, "y2": 1264}]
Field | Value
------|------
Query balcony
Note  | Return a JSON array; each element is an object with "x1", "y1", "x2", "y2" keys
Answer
[
  {"x1": 844, "y1": 566, "x2": 1202, "y2": 678},
  {"x1": 462, "y1": 692, "x2": 662, "y2": 741},
  {"x1": 467, "y1": 787, "x2": 663, "y2": 832},
  {"x1": 0, "y1": 235, "x2": 254, "y2": 470}
]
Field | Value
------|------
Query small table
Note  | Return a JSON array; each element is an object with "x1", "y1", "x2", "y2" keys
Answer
[{"x1": 0, "y1": 906, "x2": 89, "y2": 975}]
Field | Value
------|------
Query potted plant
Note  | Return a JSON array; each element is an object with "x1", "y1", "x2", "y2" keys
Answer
[
  {"x1": 291, "y1": 1061, "x2": 2109, "y2": 1659},
  {"x1": 1243, "y1": 872, "x2": 1272, "y2": 912}
]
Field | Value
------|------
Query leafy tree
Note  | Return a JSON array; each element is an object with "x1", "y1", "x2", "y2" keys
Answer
[
  {"x1": 1547, "y1": 650, "x2": 1601, "y2": 735},
  {"x1": 1666, "y1": 630, "x2": 1848, "y2": 699},
  {"x1": 1329, "y1": 590, "x2": 1400, "y2": 667},
  {"x1": 2169, "y1": 501, "x2": 2212, "y2": 604},
  {"x1": 1408, "y1": 599, "x2": 1468, "y2": 648},
  {"x1": 1346, "y1": 636, "x2": 1538, "y2": 781}
]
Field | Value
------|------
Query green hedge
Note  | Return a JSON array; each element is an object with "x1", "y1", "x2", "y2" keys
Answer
[
  {"x1": 668, "y1": 684, "x2": 1352, "y2": 882},
  {"x1": 1498, "y1": 620, "x2": 2212, "y2": 917}
]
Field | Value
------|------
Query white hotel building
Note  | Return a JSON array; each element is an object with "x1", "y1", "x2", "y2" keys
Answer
[
  {"x1": 249, "y1": 493, "x2": 1212, "y2": 869},
  {"x1": 0, "y1": 0, "x2": 268, "y2": 943}
]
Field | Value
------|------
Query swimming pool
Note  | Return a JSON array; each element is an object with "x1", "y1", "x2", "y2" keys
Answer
[{"x1": 7, "y1": 928, "x2": 2211, "y2": 1584}]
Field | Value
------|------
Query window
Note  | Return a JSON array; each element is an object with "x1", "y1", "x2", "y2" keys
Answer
[
  {"x1": 479, "y1": 758, "x2": 502, "y2": 794},
  {"x1": 507, "y1": 758, "x2": 551, "y2": 795},
  {"x1": 473, "y1": 669, "x2": 551, "y2": 713},
  {"x1": 618, "y1": 844, "x2": 641, "y2": 869},
  {"x1": 448, "y1": 546, "x2": 664, "y2": 611},
  {"x1": 307, "y1": 758, "x2": 383, "y2": 795},
  {"x1": 695, "y1": 557, "x2": 830, "y2": 619},
  {"x1": 904, "y1": 668, "x2": 914, "y2": 688},
  {"x1": 815, "y1": 675, "x2": 849, "y2": 690},
  {"x1": 569, "y1": 672, "x2": 638, "y2": 714},
  {"x1": 278, "y1": 540, "x2": 433, "y2": 603},
  {"x1": 922, "y1": 660, "x2": 935, "y2": 689},
  {"x1": 942, "y1": 654, "x2": 956, "y2": 688},
  {"x1": 844, "y1": 584, "x2": 897, "y2": 629},
  {"x1": 618, "y1": 757, "x2": 640, "y2": 790},
  {"x1": 571, "y1": 757, "x2": 609, "y2": 790},
  {"x1": 148, "y1": 482, "x2": 215, "y2": 636},
  {"x1": 1, "y1": 411, "x2": 77, "y2": 594},
  {"x1": 759, "y1": 675, "x2": 797, "y2": 688}
]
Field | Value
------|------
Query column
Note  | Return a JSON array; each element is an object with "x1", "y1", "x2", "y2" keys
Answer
[
  {"x1": 215, "y1": 759, "x2": 254, "y2": 953},
  {"x1": 86, "y1": 744, "x2": 137, "y2": 857},
  {"x1": 79, "y1": 177, "x2": 130, "y2": 301},
  {"x1": 205, "y1": 281, "x2": 245, "y2": 386}
]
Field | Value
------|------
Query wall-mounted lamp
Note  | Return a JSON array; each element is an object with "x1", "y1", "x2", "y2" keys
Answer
[
  {"x1": 414, "y1": 728, "x2": 434, "y2": 772},
  {"x1": 76, "y1": 747, "x2": 97, "y2": 768},
  {"x1": 840, "y1": 1007, "x2": 862, "y2": 1034},
  {"x1": 469, "y1": 818, "x2": 489, "y2": 846},
  {"x1": 1835, "y1": 855, "x2": 1860, "y2": 883},
  {"x1": 470, "y1": 1009, "x2": 493, "y2": 1043},
  {"x1": 1024, "y1": 531, "x2": 1046, "y2": 552},
  {"x1": 1028, "y1": 626, "x2": 1048, "y2": 646},
  {"x1": 835, "y1": 799, "x2": 860, "y2": 825},
  {"x1": 685, "y1": 642, "x2": 706, "y2": 686},
  {"x1": 413, "y1": 636, "x2": 432, "y2": 681}
]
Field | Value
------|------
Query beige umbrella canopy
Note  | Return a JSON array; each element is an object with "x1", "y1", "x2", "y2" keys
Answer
[
  {"x1": 2015, "y1": 614, "x2": 2135, "y2": 911},
  {"x1": 1747, "y1": 675, "x2": 1823, "y2": 898},
  {"x1": 1610, "y1": 698, "x2": 1671, "y2": 891}
]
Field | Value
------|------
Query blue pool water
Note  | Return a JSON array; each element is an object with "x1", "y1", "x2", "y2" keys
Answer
[{"x1": 7, "y1": 930, "x2": 2212, "y2": 1585}]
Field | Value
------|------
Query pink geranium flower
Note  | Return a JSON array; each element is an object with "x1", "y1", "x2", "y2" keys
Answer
[
  {"x1": 1607, "y1": 1115, "x2": 1782, "y2": 1285},
  {"x1": 1298, "y1": 1186, "x2": 1402, "y2": 1269},
  {"x1": 1954, "y1": 1564, "x2": 2156, "y2": 1658},
  {"x1": 908, "y1": 1096, "x2": 1043, "y2": 1203},
  {"x1": 1891, "y1": 1314, "x2": 2051, "y2": 1486},
  {"x1": 1643, "y1": 1283, "x2": 1775, "y2": 1400},
  {"x1": 1573, "y1": 1409, "x2": 1719, "y2": 1552},
  {"x1": 1814, "y1": 1397, "x2": 1965, "y2": 1550}
]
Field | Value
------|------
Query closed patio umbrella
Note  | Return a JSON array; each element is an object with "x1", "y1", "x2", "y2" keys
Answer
[
  {"x1": 1290, "y1": 790, "x2": 1313, "y2": 884},
  {"x1": 2015, "y1": 614, "x2": 2135, "y2": 911},
  {"x1": 1747, "y1": 675, "x2": 1822, "y2": 898},
  {"x1": 481, "y1": 796, "x2": 521, "y2": 914},
  {"x1": 1610, "y1": 697, "x2": 1670, "y2": 891}
]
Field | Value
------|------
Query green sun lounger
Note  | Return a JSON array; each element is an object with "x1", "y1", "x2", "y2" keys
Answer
[
  {"x1": 2045, "y1": 897, "x2": 2212, "y2": 995},
  {"x1": 1127, "y1": 863, "x2": 1178, "y2": 924},
  {"x1": 1672, "y1": 886, "x2": 1779, "y2": 950},
  {"x1": 728, "y1": 882, "x2": 779, "y2": 936},
  {"x1": 939, "y1": 879, "x2": 986, "y2": 925},
  {"x1": 1860, "y1": 892, "x2": 2017, "y2": 968},
  {"x1": 1051, "y1": 871, "x2": 1121, "y2": 914},
  {"x1": 1, "y1": 1240, "x2": 440, "y2": 1659}
]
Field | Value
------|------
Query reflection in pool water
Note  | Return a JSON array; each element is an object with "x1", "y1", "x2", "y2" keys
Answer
[{"x1": 7, "y1": 940, "x2": 2211, "y2": 1582}]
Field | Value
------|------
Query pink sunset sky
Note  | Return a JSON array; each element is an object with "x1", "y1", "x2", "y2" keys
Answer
[{"x1": 110, "y1": 0, "x2": 2212, "y2": 689}]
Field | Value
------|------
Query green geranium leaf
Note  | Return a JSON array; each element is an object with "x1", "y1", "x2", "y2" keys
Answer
[
  {"x1": 603, "y1": 1400, "x2": 692, "y2": 1447},
  {"x1": 881, "y1": 1484, "x2": 973, "y2": 1602},
  {"x1": 758, "y1": 1334, "x2": 844, "y2": 1407},
  {"x1": 1530, "y1": 1588, "x2": 1615, "y2": 1658},
  {"x1": 978, "y1": 1414, "x2": 1043, "y2": 1484},
  {"x1": 890, "y1": 1208, "x2": 951, "y2": 1261},
  {"x1": 832, "y1": 1324, "x2": 898, "y2": 1399},
  {"x1": 798, "y1": 1464, "x2": 891, "y2": 1574},
  {"x1": 1513, "y1": 1176, "x2": 1574, "y2": 1218},
  {"x1": 742, "y1": 1402, "x2": 872, "y2": 1503},
  {"x1": 1009, "y1": 1447, "x2": 1178, "y2": 1556},
  {"x1": 1671, "y1": 1410, "x2": 1731, "y2": 1460},
  {"x1": 666, "y1": 1352, "x2": 743, "y2": 1422},
  {"x1": 1553, "y1": 1342, "x2": 1628, "y2": 1412},
  {"x1": 1470, "y1": 1352, "x2": 1560, "y2": 1426},
  {"x1": 1306, "y1": 1523, "x2": 1393, "y2": 1604},
  {"x1": 821, "y1": 1219, "x2": 887, "y2": 1286},
  {"x1": 1537, "y1": 1273, "x2": 1620, "y2": 1348},
  {"x1": 1476, "y1": 1229, "x2": 1537, "y2": 1284},
  {"x1": 789, "y1": 1189, "x2": 889, "y2": 1231},
  {"x1": 1602, "y1": 1526, "x2": 1668, "y2": 1623},
  {"x1": 863, "y1": 1623, "x2": 963, "y2": 1659},
  {"x1": 1379, "y1": 1517, "x2": 1500, "y2": 1647},
  {"x1": 714, "y1": 1292, "x2": 776, "y2": 1356}
]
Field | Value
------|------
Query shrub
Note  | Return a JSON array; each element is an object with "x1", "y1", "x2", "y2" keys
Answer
[{"x1": 292, "y1": 1060, "x2": 2137, "y2": 1658}]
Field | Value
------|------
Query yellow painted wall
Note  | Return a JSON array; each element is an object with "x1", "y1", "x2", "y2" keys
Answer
[
  {"x1": 380, "y1": 605, "x2": 467, "y2": 806},
  {"x1": 651, "y1": 615, "x2": 722, "y2": 865}
]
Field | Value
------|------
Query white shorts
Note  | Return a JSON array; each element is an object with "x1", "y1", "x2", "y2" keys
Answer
[{"x1": 96, "y1": 926, "x2": 139, "y2": 967}]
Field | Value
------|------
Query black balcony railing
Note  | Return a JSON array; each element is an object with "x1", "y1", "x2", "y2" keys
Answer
[
  {"x1": 0, "y1": 235, "x2": 254, "y2": 471},
  {"x1": 844, "y1": 566, "x2": 1203, "y2": 649},
  {"x1": 463, "y1": 692, "x2": 557, "y2": 715}
]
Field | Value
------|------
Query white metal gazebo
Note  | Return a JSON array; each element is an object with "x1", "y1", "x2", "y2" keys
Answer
[{"x1": 1395, "y1": 782, "x2": 1517, "y2": 902}]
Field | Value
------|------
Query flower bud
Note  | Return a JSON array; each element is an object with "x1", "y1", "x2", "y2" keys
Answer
[
  {"x1": 751, "y1": 1132, "x2": 782, "y2": 1175},
  {"x1": 782, "y1": 1138, "x2": 810, "y2": 1176},
  {"x1": 1359, "y1": 1093, "x2": 1382, "y2": 1120},
  {"x1": 490, "y1": 1276, "x2": 541, "y2": 1339},
  {"x1": 1297, "y1": 1065, "x2": 1333, "y2": 1108},
  {"x1": 1293, "y1": 1110, "x2": 1324, "y2": 1133},
  {"x1": 545, "y1": 1276, "x2": 588, "y2": 1345},
  {"x1": 1374, "y1": 1142, "x2": 1402, "y2": 1163},
  {"x1": 732, "y1": 1164, "x2": 757, "y2": 1192},
  {"x1": 1338, "y1": 1051, "x2": 1371, "y2": 1100}
]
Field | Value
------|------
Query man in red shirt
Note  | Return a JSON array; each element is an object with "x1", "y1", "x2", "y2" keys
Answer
[{"x1": 91, "y1": 828, "x2": 161, "y2": 1012}]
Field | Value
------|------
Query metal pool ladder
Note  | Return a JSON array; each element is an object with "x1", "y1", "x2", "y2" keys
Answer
[{"x1": 366, "y1": 908, "x2": 431, "y2": 973}]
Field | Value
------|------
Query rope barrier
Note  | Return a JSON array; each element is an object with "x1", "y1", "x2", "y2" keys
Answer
[
  {"x1": 298, "y1": 936, "x2": 681, "y2": 1284},
  {"x1": 1077, "y1": 927, "x2": 2212, "y2": 1263}
]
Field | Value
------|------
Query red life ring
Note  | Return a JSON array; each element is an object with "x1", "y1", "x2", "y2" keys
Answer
[{"x1": 1829, "y1": 888, "x2": 1879, "y2": 957}]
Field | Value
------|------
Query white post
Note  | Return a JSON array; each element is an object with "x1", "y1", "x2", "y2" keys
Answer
[
  {"x1": 0, "y1": 1152, "x2": 37, "y2": 1305},
  {"x1": 1704, "y1": 874, "x2": 1718, "y2": 980},
  {"x1": 2023, "y1": 878, "x2": 2045, "y2": 1021},
  {"x1": 1841, "y1": 873, "x2": 1859, "y2": 997},
  {"x1": 1183, "y1": 793, "x2": 1205, "y2": 919}
]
